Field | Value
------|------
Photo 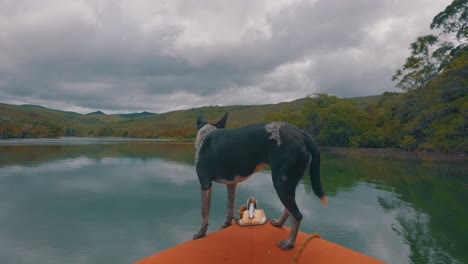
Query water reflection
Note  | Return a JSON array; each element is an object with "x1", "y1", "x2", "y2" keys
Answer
[
  {"x1": 0, "y1": 141, "x2": 466, "y2": 264},
  {"x1": 0, "y1": 150, "x2": 200, "y2": 264},
  {"x1": 379, "y1": 195, "x2": 458, "y2": 264},
  {"x1": 319, "y1": 150, "x2": 467, "y2": 264},
  {"x1": 0, "y1": 141, "x2": 196, "y2": 168}
]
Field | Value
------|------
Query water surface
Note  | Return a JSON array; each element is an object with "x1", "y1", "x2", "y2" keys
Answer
[{"x1": 0, "y1": 139, "x2": 466, "y2": 264}]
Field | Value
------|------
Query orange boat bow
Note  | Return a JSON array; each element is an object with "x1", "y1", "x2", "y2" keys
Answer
[{"x1": 134, "y1": 222, "x2": 385, "y2": 264}]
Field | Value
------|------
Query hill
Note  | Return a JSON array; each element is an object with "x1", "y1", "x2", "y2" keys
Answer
[
  {"x1": 0, "y1": 95, "x2": 377, "y2": 139},
  {"x1": 118, "y1": 112, "x2": 156, "y2": 118},
  {"x1": 86, "y1": 111, "x2": 106, "y2": 115}
]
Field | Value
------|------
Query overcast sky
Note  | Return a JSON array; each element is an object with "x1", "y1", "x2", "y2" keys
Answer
[{"x1": 0, "y1": 0, "x2": 451, "y2": 114}]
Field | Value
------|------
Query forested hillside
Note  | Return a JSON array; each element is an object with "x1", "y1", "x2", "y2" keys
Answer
[
  {"x1": 268, "y1": 0, "x2": 467, "y2": 153},
  {"x1": 0, "y1": 99, "x2": 306, "y2": 139},
  {"x1": 267, "y1": 48, "x2": 466, "y2": 153}
]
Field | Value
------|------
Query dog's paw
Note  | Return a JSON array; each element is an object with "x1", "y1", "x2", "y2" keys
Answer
[
  {"x1": 193, "y1": 230, "x2": 206, "y2": 240},
  {"x1": 192, "y1": 232, "x2": 205, "y2": 240},
  {"x1": 270, "y1": 219, "x2": 284, "y2": 228},
  {"x1": 277, "y1": 239, "x2": 295, "y2": 250},
  {"x1": 220, "y1": 221, "x2": 232, "y2": 229}
]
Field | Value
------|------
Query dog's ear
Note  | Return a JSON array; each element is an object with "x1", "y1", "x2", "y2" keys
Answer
[
  {"x1": 214, "y1": 112, "x2": 228, "y2": 129},
  {"x1": 196, "y1": 115, "x2": 208, "y2": 130}
]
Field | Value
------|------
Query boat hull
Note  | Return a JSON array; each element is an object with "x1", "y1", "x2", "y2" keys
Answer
[{"x1": 134, "y1": 222, "x2": 384, "y2": 264}]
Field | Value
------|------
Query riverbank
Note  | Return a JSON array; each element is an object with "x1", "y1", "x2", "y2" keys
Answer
[
  {"x1": 323, "y1": 147, "x2": 467, "y2": 162},
  {"x1": 2, "y1": 137, "x2": 465, "y2": 162}
]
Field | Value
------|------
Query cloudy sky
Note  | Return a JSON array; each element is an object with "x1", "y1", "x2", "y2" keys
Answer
[{"x1": 0, "y1": 0, "x2": 451, "y2": 114}]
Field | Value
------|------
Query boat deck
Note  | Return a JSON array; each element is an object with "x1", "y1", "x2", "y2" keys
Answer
[{"x1": 134, "y1": 222, "x2": 385, "y2": 264}]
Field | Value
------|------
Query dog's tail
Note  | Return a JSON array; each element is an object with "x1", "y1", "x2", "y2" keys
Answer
[{"x1": 305, "y1": 136, "x2": 327, "y2": 206}]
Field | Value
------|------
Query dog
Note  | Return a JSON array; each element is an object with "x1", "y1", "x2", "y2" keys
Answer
[{"x1": 192, "y1": 113, "x2": 327, "y2": 250}]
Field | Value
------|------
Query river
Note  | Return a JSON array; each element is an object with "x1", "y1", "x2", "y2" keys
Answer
[{"x1": 0, "y1": 138, "x2": 466, "y2": 264}]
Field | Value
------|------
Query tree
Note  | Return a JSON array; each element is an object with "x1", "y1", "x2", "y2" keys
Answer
[
  {"x1": 362, "y1": 92, "x2": 402, "y2": 148},
  {"x1": 393, "y1": 0, "x2": 467, "y2": 90},
  {"x1": 430, "y1": 0, "x2": 468, "y2": 43},
  {"x1": 392, "y1": 35, "x2": 439, "y2": 90},
  {"x1": 301, "y1": 94, "x2": 366, "y2": 147},
  {"x1": 396, "y1": 47, "x2": 468, "y2": 152},
  {"x1": 430, "y1": 0, "x2": 468, "y2": 74}
]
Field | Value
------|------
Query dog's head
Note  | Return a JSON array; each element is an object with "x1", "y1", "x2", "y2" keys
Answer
[
  {"x1": 195, "y1": 113, "x2": 229, "y2": 164},
  {"x1": 196, "y1": 112, "x2": 228, "y2": 130}
]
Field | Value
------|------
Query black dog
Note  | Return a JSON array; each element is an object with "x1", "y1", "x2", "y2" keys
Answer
[{"x1": 193, "y1": 113, "x2": 326, "y2": 250}]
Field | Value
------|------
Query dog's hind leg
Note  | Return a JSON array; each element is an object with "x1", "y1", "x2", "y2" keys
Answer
[
  {"x1": 276, "y1": 195, "x2": 302, "y2": 250},
  {"x1": 193, "y1": 186, "x2": 212, "y2": 239},
  {"x1": 221, "y1": 184, "x2": 236, "y2": 229},
  {"x1": 271, "y1": 170, "x2": 303, "y2": 250},
  {"x1": 279, "y1": 210, "x2": 301, "y2": 250},
  {"x1": 271, "y1": 207, "x2": 289, "y2": 227}
]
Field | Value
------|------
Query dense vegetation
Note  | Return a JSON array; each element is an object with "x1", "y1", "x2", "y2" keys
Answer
[
  {"x1": 267, "y1": 50, "x2": 466, "y2": 152},
  {"x1": 0, "y1": 1, "x2": 466, "y2": 153}
]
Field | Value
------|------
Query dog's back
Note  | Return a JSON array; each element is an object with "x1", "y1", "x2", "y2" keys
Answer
[
  {"x1": 196, "y1": 122, "x2": 270, "y2": 180},
  {"x1": 197, "y1": 122, "x2": 313, "y2": 181}
]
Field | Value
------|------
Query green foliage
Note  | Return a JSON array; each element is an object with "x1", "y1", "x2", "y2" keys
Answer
[
  {"x1": 292, "y1": 49, "x2": 466, "y2": 153},
  {"x1": 266, "y1": 105, "x2": 303, "y2": 127},
  {"x1": 392, "y1": 35, "x2": 440, "y2": 90},
  {"x1": 400, "y1": 135, "x2": 418, "y2": 151},
  {"x1": 394, "y1": 0, "x2": 467, "y2": 91},
  {"x1": 0, "y1": 99, "x2": 303, "y2": 140},
  {"x1": 430, "y1": 0, "x2": 468, "y2": 42},
  {"x1": 396, "y1": 47, "x2": 468, "y2": 152},
  {"x1": 381, "y1": 0, "x2": 468, "y2": 153},
  {"x1": 361, "y1": 92, "x2": 403, "y2": 148},
  {"x1": 300, "y1": 94, "x2": 367, "y2": 147}
]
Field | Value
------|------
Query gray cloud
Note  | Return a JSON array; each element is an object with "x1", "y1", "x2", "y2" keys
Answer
[{"x1": 0, "y1": 0, "x2": 451, "y2": 113}]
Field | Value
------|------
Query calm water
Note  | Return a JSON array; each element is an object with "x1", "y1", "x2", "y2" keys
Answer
[{"x1": 0, "y1": 139, "x2": 466, "y2": 264}]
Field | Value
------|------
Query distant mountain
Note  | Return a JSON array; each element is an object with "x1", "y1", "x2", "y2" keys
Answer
[
  {"x1": 118, "y1": 111, "x2": 156, "y2": 118},
  {"x1": 86, "y1": 111, "x2": 106, "y2": 115}
]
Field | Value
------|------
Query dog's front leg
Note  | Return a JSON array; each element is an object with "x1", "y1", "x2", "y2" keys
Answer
[
  {"x1": 193, "y1": 186, "x2": 212, "y2": 239},
  {"x1": 221, "y1": 184, "x2": 236, "y2": 229}
]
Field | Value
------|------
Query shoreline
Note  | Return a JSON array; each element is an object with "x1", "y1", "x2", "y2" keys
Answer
[
  {"x1": 322, "y1": 146, "x2": 467, "y2": 162},
  {"x1": 1, "y1": 137, "x2": 465, "y2": 162}
]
